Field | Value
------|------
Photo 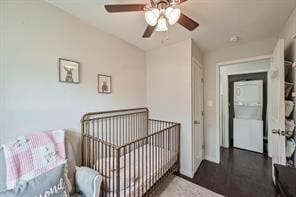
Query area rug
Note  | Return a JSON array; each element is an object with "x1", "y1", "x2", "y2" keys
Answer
[{"x1": 154, "y1": 176, "x2": 224, "y2": 197}]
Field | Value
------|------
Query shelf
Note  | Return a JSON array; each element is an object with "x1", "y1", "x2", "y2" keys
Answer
[
  {"x1": 285, "y1": 82, "x2": 294, "y2": 85},
  {"x1": 286, "y1": 61, "x2": 296, "y2": 68},
  {"x1": 285, "y1": 82, "x2": 294, "y2": 98}
]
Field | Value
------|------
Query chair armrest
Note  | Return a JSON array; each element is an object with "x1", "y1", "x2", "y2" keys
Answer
[{"x1": 75, "y1": 167, "x2": 102, "y2": 197}]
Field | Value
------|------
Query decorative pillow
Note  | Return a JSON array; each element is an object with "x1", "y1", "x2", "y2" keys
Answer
[{"x1": 0, "y1": 164, "x2": 69, "y2": 197}]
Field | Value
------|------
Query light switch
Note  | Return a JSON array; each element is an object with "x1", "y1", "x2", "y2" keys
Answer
[{"x1": 207, "y1": 100, "x2": 213, "y2": 107}]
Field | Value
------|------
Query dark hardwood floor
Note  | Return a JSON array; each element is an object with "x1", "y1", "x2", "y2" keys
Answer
[{"x1": 179, "y1": 147, "x2": 276, "y2": 197}]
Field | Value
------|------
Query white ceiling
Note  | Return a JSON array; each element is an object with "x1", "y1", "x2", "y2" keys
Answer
[{"x1": 47, "y1": 0, "x2": 296, "y2": 52}]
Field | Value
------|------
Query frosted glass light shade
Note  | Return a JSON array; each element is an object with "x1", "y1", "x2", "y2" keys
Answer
[
  {"x1": 145, "y1": 9, "x2": 160, "y2": 26},
  {"x1": 156, "y1": 16, "x2": 168, "y2": 32},
  {"x1": 165, "y1": 7, "x2": 181, "y2": 25},
  {"x1": 165, "y1": 7, "x2": 173, "y2": 18}
]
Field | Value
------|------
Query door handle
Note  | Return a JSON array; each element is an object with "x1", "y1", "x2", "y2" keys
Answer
[
  {"x1": 194, "y1": 121, "x2": 200, "y2": 124},
  {"x1": 272, "y1": 129, "x2": 281, "y2": 135},
  {"x1": 272, "y1": 129, "x2": 289, "y2": 136}
]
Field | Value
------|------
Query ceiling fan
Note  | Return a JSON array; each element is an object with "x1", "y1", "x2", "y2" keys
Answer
[{"x1": 105, "y1": 0, "x2": 199, "y2": 38}]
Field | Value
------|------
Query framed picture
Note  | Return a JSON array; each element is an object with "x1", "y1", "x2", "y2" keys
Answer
[
  {"x1": 98, "y1": 74, "x2": 112, "y2": 94},
  {"x1": 59, "y1": 58, "x2": 80, "y2": 84}
]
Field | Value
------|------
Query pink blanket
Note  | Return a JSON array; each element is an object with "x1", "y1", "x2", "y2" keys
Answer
[{"x1": 1, "y1": 130, "x2": 66, "y2": 190}]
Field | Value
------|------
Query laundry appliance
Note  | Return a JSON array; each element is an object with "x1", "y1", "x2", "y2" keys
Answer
[{"x1": 233, "y1": 80, "x2": 263, "y2": 153}]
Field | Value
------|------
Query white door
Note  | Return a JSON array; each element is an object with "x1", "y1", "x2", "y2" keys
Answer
[
  {"x1": 268, "y1": 39, "x2": 286, "y2": 181},
  {"x1": 192, "y1": 59, "x2": 204, "y2": 173}
]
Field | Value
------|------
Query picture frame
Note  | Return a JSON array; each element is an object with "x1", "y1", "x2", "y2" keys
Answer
[
  {"x1": 59, "y1": 58, "x2": 80, "y2": 84},
  {"x1": 98, "y1": 74, "x2": 112, "y2": 94}
]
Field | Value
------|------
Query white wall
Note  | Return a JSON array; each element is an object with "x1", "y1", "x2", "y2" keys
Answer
[
  {"x1": 146, "y1": 39, "x2": 200, "y2": 176},
  {"x1": 192, "y1": 41, "x2": 204, "y2": 64},
  {"x1": 203, "y1": 36, "x2": 277, "y2": 161},
  {"x1": 0, "y1": 1, "x2": 146, "y2": 157},
  {"x1": 279, "y1": 7, "x2": 296, "y2": 62}
]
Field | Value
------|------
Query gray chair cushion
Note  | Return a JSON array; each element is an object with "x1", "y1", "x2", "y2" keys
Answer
[
  {"x1": 0, "y1": 148, "x2": 6, "y2": 192},
  {"x1": 0, "y1": 164, "x2": 69, "y2": 197}
]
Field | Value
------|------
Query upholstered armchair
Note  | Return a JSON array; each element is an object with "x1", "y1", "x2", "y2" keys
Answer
[{"x1": 0, "y1": 135, "x2": 102, "y2": 197}]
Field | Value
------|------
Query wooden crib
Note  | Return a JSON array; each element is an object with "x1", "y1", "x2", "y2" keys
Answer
[{"x1": 81, "y1": 108, "x2": 180, "y2": 197}]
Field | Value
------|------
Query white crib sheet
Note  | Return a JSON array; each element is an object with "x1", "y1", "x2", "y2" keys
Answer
[{"x1": 102, "y1": 144, "x2": 178, "y2": 196}]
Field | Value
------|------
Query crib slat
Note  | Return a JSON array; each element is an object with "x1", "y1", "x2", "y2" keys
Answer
[
  {"x1": 112, "y1": 147, "x2": 115, "y2": 197},
  {"x1": 145, "y1": 137, "x2": 148, "y2": 194},
  {"x1": 116, "y1": 148, "x2": 120, "y2": 197},
  {"x1": 129, "y1": 144, "x2": 131, "y2": 197},
  {"x1": 92, "y1": 120, "x2": 95, "y2": 169},
  {"x1": 142, "y1": 138, "x2": 144, "y2": 196},
  {"x1": 133, "y1": 143, "x2": 136, "y2": 197},
  {"x1": 152, "y1": 134, "x2": 155, "y2": 187},
  {"x1": 124, "y1": 146, "x2": 126, "y2": 197}
]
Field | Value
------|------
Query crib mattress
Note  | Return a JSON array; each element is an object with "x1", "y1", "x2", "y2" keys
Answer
[{"x1": 103, "y1": 144, "x2": 178, "y2": 197}]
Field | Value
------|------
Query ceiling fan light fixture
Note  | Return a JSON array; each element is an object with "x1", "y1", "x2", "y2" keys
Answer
[
  {"x1": 167, "y1": 7, "x2": 181, "y2": 25},
  {"x1": 152, "y1": 8, "x2": 160, "y2": 18},
  {"x1": 104, "y1": 1, "x2": 199, "y2": 38},
  {"x1": 145, "y1": 8, "x2": 160, "y2": 26},
  {"x1": 156, "y1": 16, "x2": 168, "y2": 32},
  {"x1": 165, "y1": 7, "x2": 173, "y2": 18}
]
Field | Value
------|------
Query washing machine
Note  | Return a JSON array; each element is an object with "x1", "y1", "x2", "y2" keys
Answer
[{"x1": 233, "y1": 80, "x2": 263, "y2": 153}]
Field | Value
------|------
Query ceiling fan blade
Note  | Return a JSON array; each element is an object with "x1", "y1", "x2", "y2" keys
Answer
[
  {"x1": 143, "y1": 25, "x2": 156, "y2": 38},
  {"x1": 178, "y1": 13, "x2": 199, "y2": 31},
  {"x1": 105, "y1": 4, "x2": 147, "y2": 13}
]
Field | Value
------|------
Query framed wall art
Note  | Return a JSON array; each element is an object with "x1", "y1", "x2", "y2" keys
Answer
[
  {"x1": 59, "y1": 58, "x2": 80, "y2": 84},
  {"x1": 98, "y1": 74, "x2": 112, "y2": 94}
]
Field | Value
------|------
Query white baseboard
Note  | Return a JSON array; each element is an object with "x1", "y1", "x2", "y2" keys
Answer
[
  {"x1": 179, "y1": 168, "x2": 194, "y2": 178},
  {"x1": 205, "y1": 155, "x2": 219, "y2": 164}
]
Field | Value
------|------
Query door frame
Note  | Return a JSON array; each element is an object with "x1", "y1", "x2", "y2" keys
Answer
[
  {"x1": 192, "y1": 57, "x2": 204, "y2": 173},
  {"x1": 220, "y1": 64, "x2": 269, "y2": 149},
  {"x1": 215, "y1": 55, "x2": 271, "y2": 163}
]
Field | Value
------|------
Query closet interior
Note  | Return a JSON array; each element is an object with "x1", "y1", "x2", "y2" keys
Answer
[{"x1": 284, "y1": 61, "x2": 296, "y2": 167}]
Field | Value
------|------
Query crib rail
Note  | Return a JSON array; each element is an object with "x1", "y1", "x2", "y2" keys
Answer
[{"x1": 81, "y1": 108, "x2": 180, "y2": 197}]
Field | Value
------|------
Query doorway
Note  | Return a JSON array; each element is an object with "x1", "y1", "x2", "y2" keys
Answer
[
  {"x1": 219, "y1": 58, "x2": 270, "y2": 154},
  {"x1": 228, "y1": 72, "x2": 268, "y2": 154},
  {"x1": 214, "y1": 40, "x2": 287, "y2": 185}
]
